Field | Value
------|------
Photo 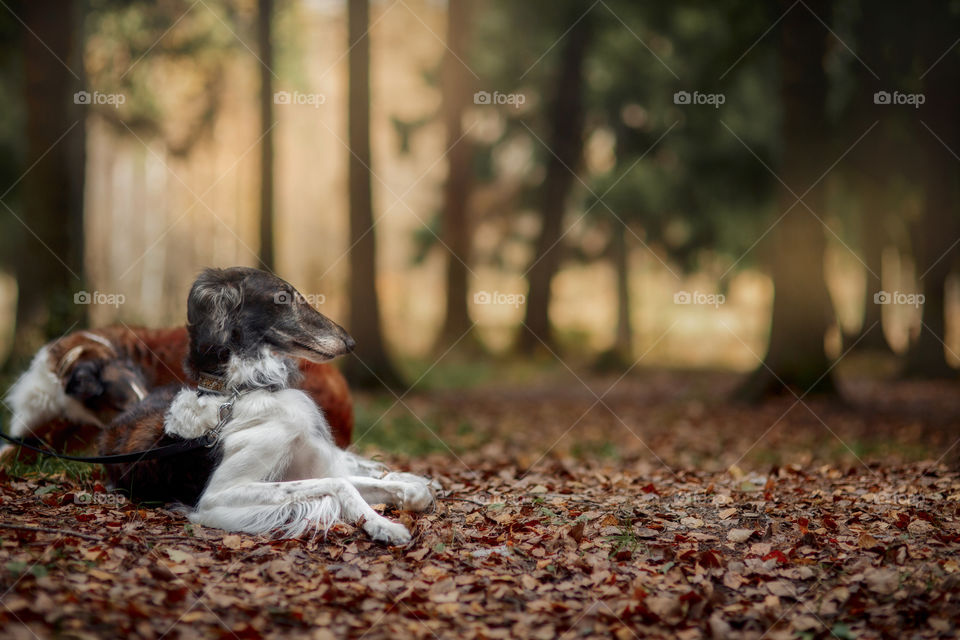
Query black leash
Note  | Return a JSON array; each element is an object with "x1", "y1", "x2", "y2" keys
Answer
[{"x1": 0, "y1": 430, "x2": 214, "y2": 464}]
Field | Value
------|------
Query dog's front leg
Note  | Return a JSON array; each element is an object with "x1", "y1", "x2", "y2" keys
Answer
[
  {"x1": 339, "y1": 450, "x2": 442, "y2": 492},
  {"x1": 339, "y1": 450, "x2": 388, "y2": 477},
  {"x1": 347, "y1": 476, "x2": 436, "y2": 511},
  {"x1": 193, "y1": 478, "x2": 412, "y2": 544}
]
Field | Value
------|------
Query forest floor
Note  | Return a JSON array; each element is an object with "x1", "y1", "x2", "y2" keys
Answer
[{"x1": 1, "y1": 369, "x2": 959, "y2": 639}]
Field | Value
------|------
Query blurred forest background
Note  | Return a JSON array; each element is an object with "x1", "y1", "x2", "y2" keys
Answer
[{"x1": 0, "y1": 0, "x2": 959, "y2": 467}]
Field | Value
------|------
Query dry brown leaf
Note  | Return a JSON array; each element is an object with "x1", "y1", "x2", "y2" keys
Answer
[
  {"x1": 864, "y1": 567, "x2": 899, "y2": 595},
  {"x1": 726, "y1": 528, "x2": 755, "y2": 543}
]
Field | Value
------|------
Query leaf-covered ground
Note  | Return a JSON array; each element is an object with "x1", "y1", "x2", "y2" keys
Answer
[{"x1": 2, "y1": 372, "x2": 960, "y2": 638}]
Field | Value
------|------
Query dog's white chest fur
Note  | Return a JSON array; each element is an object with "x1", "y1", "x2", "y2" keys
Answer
[{"x1": 5, "y1": 346, "x2": 100, "y2": 438}]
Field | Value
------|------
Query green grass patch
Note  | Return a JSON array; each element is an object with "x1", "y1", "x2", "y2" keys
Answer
[
  {"x1": 605, "y1": 522, "x2": 648, "y2": 558},
  {"x1": 5, "y1": 561, "x2": 51, "y2": 578},
  {"x1": 397, "y1": 356, "x2": 499, "y2": 392},
  {"x1": 352, "y1": 396, "x2": 490, "y2": 457},
  {"x1": 570, "y1": 440, "x2": 620, "y2": 461},
  {"x1": 2, "y1": 451, "x2": 100, "y2": 484},
  {"x1": 352, "y1": 402, "x2": 457, "y2": 456},
  {"x1": 394, "y1": 353, "x2": 581, "y2": 392}
]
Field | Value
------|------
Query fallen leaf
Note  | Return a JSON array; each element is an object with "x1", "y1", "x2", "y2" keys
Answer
[
  {"x1": 864, "y1": 568, "x2": 899, "y2": 595},
  {"x1": 567, "y1": 520, "x2": 586, "y2": 544},
  {"x1": 727, "y1": 528, "x2": 755, "y2": 543},
  {"x1": 165, "y1": 549, "x2": 193, "y2": 564}
]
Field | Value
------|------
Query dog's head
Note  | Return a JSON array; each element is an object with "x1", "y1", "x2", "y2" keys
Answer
[
  {"x1": 48, "y1": 332, "x2": 149, "y2": 422},
  {"x1": 186, "y1": 267, "x2": 355, "y2": 375}
]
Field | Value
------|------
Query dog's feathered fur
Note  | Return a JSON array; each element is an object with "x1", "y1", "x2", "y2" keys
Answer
[{"x1": 99, "y1": 267, "x2": 435, "y2": 544}]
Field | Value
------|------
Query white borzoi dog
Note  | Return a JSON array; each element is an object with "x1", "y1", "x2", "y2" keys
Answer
[{"x1": 99, "y1": 267, "x2": 436, "y2": 545}]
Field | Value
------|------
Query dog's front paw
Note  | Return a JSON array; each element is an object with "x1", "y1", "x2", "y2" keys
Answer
[
  {"x1": 364, "y1": 518, "x2": 412, "y2": 545},
  {"x1": 401, "y1": 483, "x2": 435, "y2": 512},
  {"x1": 385, "y1": 471, "x2": 442, "y2": 493}
]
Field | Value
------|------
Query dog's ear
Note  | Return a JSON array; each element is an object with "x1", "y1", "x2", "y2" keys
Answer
[
  {"x1": 188, "y1": 269, "x2": 244, "y2": 346},
  {"x1": 56, "y1": 345, "x2": 87, "y2": 379}
]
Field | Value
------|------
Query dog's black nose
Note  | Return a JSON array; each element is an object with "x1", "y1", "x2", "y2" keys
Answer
[{"x1": 344, "y1": 336, "x2": 356, "y2": 353}]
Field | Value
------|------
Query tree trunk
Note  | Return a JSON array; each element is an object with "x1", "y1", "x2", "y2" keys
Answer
[
  {"x1": 735, "y1": 0, "x2": 836, "y2": 401},
  {"x1": 849, "y1": 189, "x2": 893, "y2": 352},
  {"x1": 435, "y1": 0, "x2": 480, "y2": 353},
  {"x1": 902, "y1": 255, "x2": 953, "y2": 378},
  {"x1": 11, "y1": 0, "x2": 86, "y2": 365},
  {"x1": 518, "y1": 11, "x2": 592, "y2": 353},
  {"x1": 341, "y1": 0, "x2": 404, "y2": 391},
  {"x1": 901, "y1": 4, "x2": 959, "y2": 379},
  {"x1": 844, "y1": 3, "x2": 892, "y2": 354},
  {"x1": 257, "y1": 0, "x2": 275, "y2": 272},
  {"x1": 594, "y1": 224, "x2": 633, "y2": 372},
  {"x1": 612, "y1": 224, "x2": 632, "y2": 358}
]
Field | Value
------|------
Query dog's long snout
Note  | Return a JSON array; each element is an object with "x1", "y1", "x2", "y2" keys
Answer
[
  {"x1": 325, "y1": 320, "x2": 355, "y2": 356},
  {"x1": 290, "y1": 302, "x2": 357, "y2": 361}
]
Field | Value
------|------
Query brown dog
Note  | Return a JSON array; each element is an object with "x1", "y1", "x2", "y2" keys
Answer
[{"x1": 4, "y1": 325, "x2": 353, "y2": 461}]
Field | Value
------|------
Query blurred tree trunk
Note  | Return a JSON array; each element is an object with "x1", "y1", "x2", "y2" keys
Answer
[
  {"x1": 519, "y1": 11, "x2": 592, "y2": 353},
  {"x1": 257, "y1": 0, "x2": 275, "y2": 271},
  {"x1": 735, "y1": 0, "x2": 836, "y2": 401},
  {"x1": 612, "y1": 225, "x2": 632, "y2": 357},
  {"x1": 342, "y1": 0, "x2": 404, "y2": 391},
  {"x1": 900, "y1": 2, "x2": 960, "y2": 379},
  {"x1": 11, "y1": 0, "x2": 86, "y2": 364},
  {"x1": 902, "y1": 61, "x2": 959, "y2": 378},
  {"x1": 845, "y1": 7, "x2": 892, "y2": 354},
  {"x1": 435, "y1": 0, "x2": 479, "y2": 353},
  {"x1": 903, "y1": 232, "x2": 954, "y2": 379},
  {"x1": 595, "y1": 224, "x2": 633, "y2": 370},
  {"x1": 848, "y1": 190, "x2": 893, "y2": 352}
]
